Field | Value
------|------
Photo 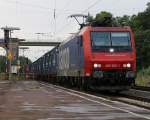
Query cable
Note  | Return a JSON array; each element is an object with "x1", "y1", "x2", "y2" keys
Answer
[
  {"x1": 3, "y1": 0, "x2": 81, "y2": 13},
  {"x1": 56, "y1": 0, "x2": 71, "y2": 20},
  {"x1": 54, "y1": 0, "x2": 76, "y2": 36},
  {"x1": 82, "y1": 0, "x2": 103, "y2": 13},
  {"x1": 5, "y1": 0, "x2": 52, "y2": 10},
  {"x1": 3, "y1": 0, "x2": 103, "y2": 41},
  {"x1": 53, "y1": 0, "x2": 57, "y2": 40},
  {"x1": 57, "y1": 0, "x2": 103, "y2": 36}
]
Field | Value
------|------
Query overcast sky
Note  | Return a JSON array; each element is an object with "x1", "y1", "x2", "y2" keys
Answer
[{"x1": 0, "y1": 0, "x2": 149, "y2": 61}]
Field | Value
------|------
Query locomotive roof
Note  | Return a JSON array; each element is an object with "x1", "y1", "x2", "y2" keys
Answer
[
  {"x1": 60, "y1": 31, "x2": 80, "y2": 46},
  {"x1": 59, "y1": 26, "x2": 132, "y2": 47}
]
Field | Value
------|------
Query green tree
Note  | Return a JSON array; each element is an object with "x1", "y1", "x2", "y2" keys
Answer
[
  {"x1": 86, "y1": 13, "x2": 94, "y2": 24},
  {"x1": 135, "y1": 30, "x2": 150, "y2": 69},
  {"x1": 130, "y1": 2, "x2": 150, "y2": 31},
  {"x1": 115, "y1": 15, "x2": 131, "y2": 26},
  {"x1": 130, "y1": 2, "x2": 150, "y2": 70},
  {"x1": 87, "y1": 11, "x2": 113, "y2": 26}
]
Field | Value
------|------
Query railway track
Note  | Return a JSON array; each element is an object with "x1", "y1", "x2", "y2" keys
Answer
[
  {"x1": 132, "y1": 85, "x2": 150, "y2": 91},
  {"x1": 117, "y1": 86, "x2": 150, "y2": 109},
  {"x1": 39, "y1": 81, "x2": 150, "y2": 110},
  {"x1": 87, "y1": 89, "x2": 150, "y2": 110},
  {"x1": 121, "y1": 88, "x2": 150, "y2": 102}
]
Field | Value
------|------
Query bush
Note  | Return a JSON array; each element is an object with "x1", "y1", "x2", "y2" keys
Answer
[{"x1": 136, "y1": 66, "x2": 150, "y2": 86}]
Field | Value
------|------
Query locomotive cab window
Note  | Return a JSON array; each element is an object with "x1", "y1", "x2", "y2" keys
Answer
[
  {"x1": 111, "y1": 32, "x2": 131, "y2": 46},
  {"x1": 91, "y1": 32, "x2": 111, "y2": 46},
  {"x1": 91, "y1": 32, "x2": 131, "y2": 52}
]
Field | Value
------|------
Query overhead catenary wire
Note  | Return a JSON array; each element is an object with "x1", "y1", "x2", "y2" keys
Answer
[
  {"x1": 82, "y1": 0, "x2": 103, "y2": 13},
  {"x1": 4, "y1": 0, "x2": 103, "y2": 61},
  {"x1": 53, "y1": 0, "x2": 57, "y2": 40},
  {"x1": 15, "y1": 0, "x2": 19, "y2": 25},
  {"x1": 3, "y1": 0, "x2": 103, "y2": 41},
  {"x1": 56, "y1": 0, "x2": 72, "y2": 18},
  {"x1": 4, "y1": 0, "x2": 103, "y2": 34},
  {"x1": 57, "y1": 0, "x2": 103, "y2": 35},
  {"x1": 55, "y1": 0, "x2": 76, "y2": 35},
  {"x1": 3, "y1": 0, "x2": 81, "y2": 13}
]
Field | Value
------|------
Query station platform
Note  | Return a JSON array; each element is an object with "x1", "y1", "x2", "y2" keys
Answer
[{"x1": 0, "y1": 80, "x2": 150, "y2": 120}]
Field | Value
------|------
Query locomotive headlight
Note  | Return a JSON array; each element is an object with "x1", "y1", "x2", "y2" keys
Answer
[
  {"x1": 109, "y1": 48, "x2": 114, "y2": 53},
  {"x1": 127, "y1": 63, "x2": 131, "y2": 68},
  {"x1": 123, "y1": 64, "x2": 127, "y2": 68},
  {"x1": 123, "y1": 63, "x2": 131, "y2": 68},
  {"x1": 94, "y1": 64, "x2": 98, "y2": 68},
  {"x1": 94, "y1": 63, "x2": 101, "y2": 68},
  {"x1": 97, "y1": 64, "x2": 101, "y2": 68}
]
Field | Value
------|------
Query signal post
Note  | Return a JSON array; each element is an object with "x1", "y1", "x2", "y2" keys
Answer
[{"x1": 1, "y1": 27, "x2": 20, "y2": 80}]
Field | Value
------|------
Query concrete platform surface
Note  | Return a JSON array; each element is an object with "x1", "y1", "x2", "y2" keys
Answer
[{"x1": 0, "y1": 80, "x2": 150, "y2": 120}]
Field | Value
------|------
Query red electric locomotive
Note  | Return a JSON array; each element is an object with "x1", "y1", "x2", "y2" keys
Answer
[{"x1": 79, "y1": 26, "x2": 136, "y2": 90}]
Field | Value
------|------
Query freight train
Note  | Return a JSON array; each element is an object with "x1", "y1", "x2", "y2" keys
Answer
[{"x1": 29, "y1": 26, "x2": 136, "y2": 92}]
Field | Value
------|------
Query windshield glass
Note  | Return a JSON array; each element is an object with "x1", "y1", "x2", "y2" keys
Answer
[
  {"x1": 91, "y1": 32, "x2": 131, "y2": 52},
  {"x1": 91, "y1": 32, "x2": 131, "y2": 47},
  {"x1": 91, "y1": 32, "x2": 110, "y2": 46},
  {"x1": 111, "y1": 32, "x2": 130, "y2": 46}
]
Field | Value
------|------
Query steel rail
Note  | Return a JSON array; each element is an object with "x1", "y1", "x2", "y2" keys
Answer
[
  {"x1": 132, "y1": 85, "x2": 150, "y2": 92},
  {"x1": 38, "y1": 80, "x2": 150, "y2": 110}
]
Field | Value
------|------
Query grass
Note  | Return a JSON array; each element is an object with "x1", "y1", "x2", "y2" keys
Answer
[{"x1": 135, "y1": 66, "x2": 150, "y2": 87}]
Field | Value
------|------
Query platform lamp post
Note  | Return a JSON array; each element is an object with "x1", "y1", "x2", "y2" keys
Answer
[{"x1": 1, "y1": 26, "x2": 20, "y2": 80}]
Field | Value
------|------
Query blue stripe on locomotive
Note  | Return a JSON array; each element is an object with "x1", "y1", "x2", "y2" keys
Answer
[{"x1": 58, "y1": 36, "x2": 84, "y2": 76}]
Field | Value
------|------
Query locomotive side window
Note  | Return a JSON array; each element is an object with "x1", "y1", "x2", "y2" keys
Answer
[{"x1": 111, "y1": 32, "x2": 131, "y2": 46}]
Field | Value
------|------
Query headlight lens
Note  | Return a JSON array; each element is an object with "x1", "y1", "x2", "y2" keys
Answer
[
  {"x1": 97, "y1": 64, "x2": 101, "y2": 67},
  {"x1": 123, "y1": 64, "x2": 127, "y2": 68},
  {"x1": 94, "y1": 63, "x2": 101, "y2": 68},
  {"x1": 94, "y1": 64, "x2": 98, "y2": 68},
  {"x1": 123, "y1": 63, "x2": 131, "y2": 68},
  {"x1": 127, "y1": 63, "x2": 131, "y2": 68},
  {"x1": 109, "y1": 48, "x2": 114, "y2": 53}
]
